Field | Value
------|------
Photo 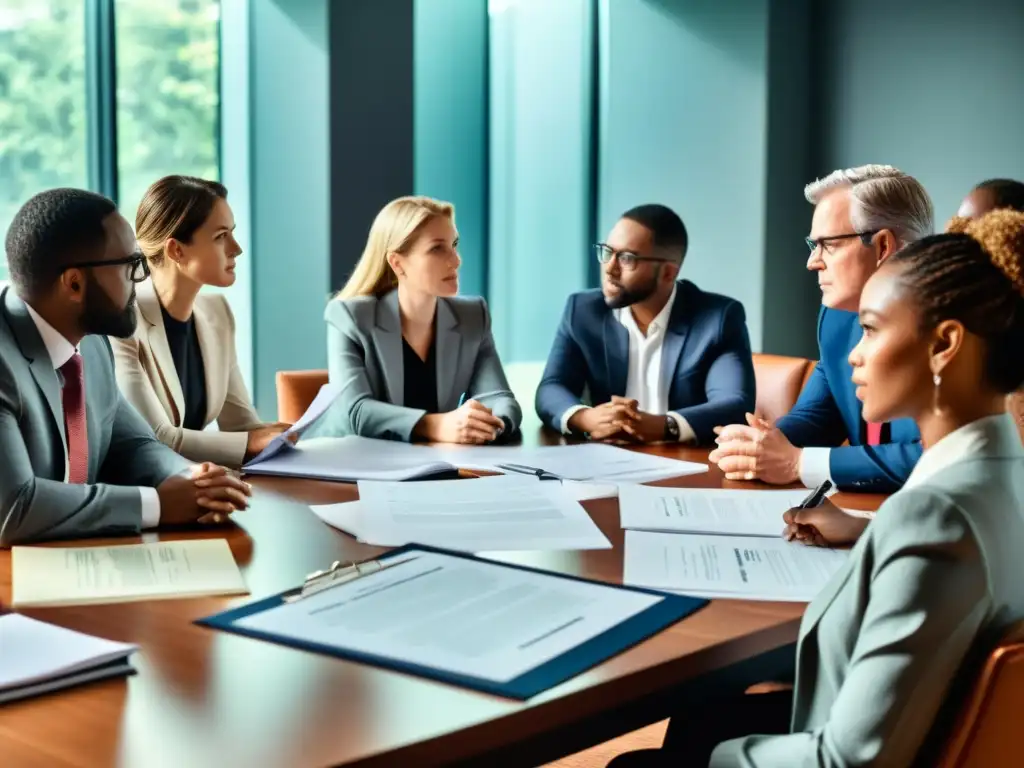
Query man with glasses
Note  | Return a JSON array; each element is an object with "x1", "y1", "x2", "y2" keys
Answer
[
  {"x1": 535, "y1": 203, "x2": 755, "y2": 445},
  {"x1": 710, "y1": 165, "x2": 933, "y2": 493},
  {"x1": 0, "y1": 188, "x2": 251, "y2": 546}
]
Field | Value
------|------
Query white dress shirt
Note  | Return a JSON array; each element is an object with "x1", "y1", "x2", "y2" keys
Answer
[
  {"x1": 798, "y1": 446, "x2": 833, "y2": 490},
  {"x1": 561, "y1": 285, "x2": 694, "y2": 442},
  {"x1": 24, "y1": 304, "x2": 161, "y2": 528}
]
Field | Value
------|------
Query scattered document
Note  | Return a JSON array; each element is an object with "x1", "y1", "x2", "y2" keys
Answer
[
  {"x1": 12, "y1": 540, "x2": 249, "y2": 608},
  {"x1": 624, "y1": 530, "x2": 848, "y2": 602},
  {"x1": 0, "y1": 614, "x2": 137, "y2": 704},
  {"x1": 242, "y1": 436, "x2": 457, "y2": 482},
  {"x1": 430, "y1": 443, "x2": 708, "y2": 483},
  {"x1": 231, "y1": 549, "x2": 661, "y2": 684},
  {"x1": 353, "y1": 474, "x2": 611, "y2": 552},
  {"x1": 619, "y1": 486, "x2": 812, "y2": 536},
  {"x1": 245, "y1": 383, "x2": 342, "y2": 465},
  {"x1": 309, "y1": 500, "x2": 365, "y2": 539}
]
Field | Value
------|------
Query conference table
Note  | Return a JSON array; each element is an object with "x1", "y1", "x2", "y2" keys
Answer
[{"x1": 0, "y1": 432, "x2": 883, "y2": 768}]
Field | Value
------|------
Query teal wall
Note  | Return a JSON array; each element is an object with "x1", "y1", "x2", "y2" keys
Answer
[
  {"x1": 816, "y1": 0, "x2": 1024, "y2": 221},
  {"x1": 249, "y1": 0, "x2": 330, "y2": 417},
  {"x1": 487, "y1": 0, "x2": 595, "y2": 363},
  {"x1": 413, "y1": 0, "x2": 488, "y2": 299}
]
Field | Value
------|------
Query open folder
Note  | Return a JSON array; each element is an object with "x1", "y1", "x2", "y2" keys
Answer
[{"x1": 197, "y1": 544, "x2": 706, "y2": 699}]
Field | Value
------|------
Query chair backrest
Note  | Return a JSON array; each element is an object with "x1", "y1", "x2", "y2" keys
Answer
[
  {"x1": 937, "y1": 620, "x2": 1024, "y2": 767},
  {"x1": 276, "y1": 370, "x2": 329, "y2": 424},
  {"x1": 752, "y1": 354, "x2": 814, "y2": 424}
]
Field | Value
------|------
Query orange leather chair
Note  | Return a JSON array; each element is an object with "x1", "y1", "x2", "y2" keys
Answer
[
  {"x1": 752, "y1": 354, "x2": 814, "y2": 424},
  {"x1": 276, "y1": 370, "x2": 328, "y2": 424},
  {"x1": 1007, "y1": 391, "x2": 1024, "y2": 446},
  {"x1": 937, "y1": 620, "x2": 1024, "y2": 767}
]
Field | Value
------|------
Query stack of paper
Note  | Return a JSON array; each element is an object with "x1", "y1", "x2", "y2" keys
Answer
[
  {"x1": 12, "y1": 540, "x2": 249, "y2": 608},
  {"x1": 0, "y1": 614, "x2": 137, "y2": 705},
  {"x1": 619, "y1": 486, "x2": 849, "y2": 601},
  {"x1": 311, "y1": 474, "x2": 611, "y2": 552},
  {"x1": 245, "y1": 382, "x2": 342, "y2": 465},
  {"x1": 619, "y1": 486, "x2": 813, "y2": 536},
  {"x1": 430, "y1": 442, "x2": 708, "y2": 483},
  {"x1": 242, "y1": 435, "x2": 459, "y2": 482},
  {"x1": 624, "y1": 529, "x2": 847, "y2": 602}
]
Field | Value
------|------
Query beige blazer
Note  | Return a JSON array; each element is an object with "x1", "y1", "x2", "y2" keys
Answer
[
  {"x1": 110, "y1": 281, "x2": 263, "y2": 468},
  {"x1": 711, "y1": 414, "x2": 1024, "y2": 767}
]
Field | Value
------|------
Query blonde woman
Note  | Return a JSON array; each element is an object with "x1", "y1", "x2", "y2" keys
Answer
[
  {"x1": 317, "y1": 196, "x2": 521, "y2": 442},
  {"x1": 110, "y1": 176, "x2": 290, "y2": 468}
]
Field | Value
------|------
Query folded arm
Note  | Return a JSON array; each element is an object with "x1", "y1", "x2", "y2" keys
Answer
[
  {"x1": 673, "y1": 301, "x2": 756, "y2": 444},
  {"x1": 535, "y1": 296, "x2": 588, "y2": 431},
  {"x1": 711, "y1": 492, "x2": 988, "y2": 767}
]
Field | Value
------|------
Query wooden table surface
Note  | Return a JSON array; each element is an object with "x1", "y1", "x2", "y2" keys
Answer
[{"x1": 0, "y1": 435, "x2": 883, "y2": 768}]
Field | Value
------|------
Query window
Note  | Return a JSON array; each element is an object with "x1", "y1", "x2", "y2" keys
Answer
[
  {"x1": 0, "y1": 0, "x2": 220, "y2": 284},
  {"x1": 114, "y1": 0, "x2": 220, "y2": 218},
  {"x1": 0, "y1": 0, "x2": 89, "y2": 282}
]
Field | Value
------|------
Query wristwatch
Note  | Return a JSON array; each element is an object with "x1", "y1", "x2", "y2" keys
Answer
[{"x1": 663, "y1": 415, "x2": 680, "y2": 442}]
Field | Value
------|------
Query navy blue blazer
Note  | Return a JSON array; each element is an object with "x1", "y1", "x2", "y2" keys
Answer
[
  {"x1": 535, "y1": 280, "x2": 755, "y2": 445},
  {"x1": 776, "y1": 307, "x2": 922, "y2": 493}
]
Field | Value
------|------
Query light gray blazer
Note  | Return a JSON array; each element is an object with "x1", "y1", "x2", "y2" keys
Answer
[
  {"x1": 711, "y1": 413, "x2": 1024, "y2": 767},
  {"x1": 0, "y1": 289, "x2": 188, "y2": 546},
  {"x1": 313, "y1": 290, "x2": 521, "y2": 442}
]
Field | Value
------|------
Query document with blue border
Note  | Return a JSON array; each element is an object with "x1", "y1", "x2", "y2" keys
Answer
[{"x1": 198, "y1": 544, "x2": 705, "y2": 699}]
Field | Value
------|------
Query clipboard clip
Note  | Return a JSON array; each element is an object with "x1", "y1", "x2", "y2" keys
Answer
[{"x1": 283, "y1": 555, "x2": 420, "y2": 603}]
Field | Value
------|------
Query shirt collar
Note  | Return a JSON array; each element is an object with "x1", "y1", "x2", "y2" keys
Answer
[
  {"x1": 24, "y1": 303, "x2": 78, "y2": 370},
  {"x1": 616, "y1": 283, "x2": 678, "y2": 336},
  {"x1": 903, "y1": 413, "x2": 1019, "y2": 490}
]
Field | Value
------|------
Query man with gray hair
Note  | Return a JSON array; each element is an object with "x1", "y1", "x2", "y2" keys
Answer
[{"x1": 710, "y1": 164, "x2": 933, "y2": 493}]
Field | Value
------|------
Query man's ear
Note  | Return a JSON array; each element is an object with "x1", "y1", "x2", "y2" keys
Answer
[
  {"x1": 60, "y1": 269, "x2": 86, "y2": 304},
  {"x1": 875, "y1": 229, "x2": 900, "y2": 266}
]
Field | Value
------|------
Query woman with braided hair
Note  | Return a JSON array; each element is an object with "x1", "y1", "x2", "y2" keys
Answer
[{"x1": 612, "y1": 210, "x2": 1024, "y2": 767}]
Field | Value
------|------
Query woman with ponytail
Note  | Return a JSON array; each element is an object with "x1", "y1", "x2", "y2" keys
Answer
[{"x1": 613, "y1": 210, "x2": 1024, "y2": 766}]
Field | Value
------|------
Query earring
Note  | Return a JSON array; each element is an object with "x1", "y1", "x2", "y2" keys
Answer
[{"x1": 933, "y1": 374, "x2": 942, "y2": 387}]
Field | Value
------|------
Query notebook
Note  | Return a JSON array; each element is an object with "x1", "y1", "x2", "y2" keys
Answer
[{"x1": 0, "y1": 613, "x2": 137, "y2": 705}]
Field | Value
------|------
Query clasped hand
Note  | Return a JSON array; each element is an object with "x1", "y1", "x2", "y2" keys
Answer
[
  {"x1": 569, "y1": 397, "x2": 665, "y2": 443},
  {"x1": 709, "y1": 412, "x2": 801, "y2": 484},
  {"x1": 157, "y1": 462, "x2": 253, "y2": 526}
]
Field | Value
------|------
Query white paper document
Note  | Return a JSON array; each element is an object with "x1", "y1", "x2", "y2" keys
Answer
[
  {"x1": 353, "y1": 474, "x2": 611, "y2": 552},
  {"x1": 623, "y1": 530, "x2": 848, "y2": 602},
  {"x1": 236, "y1": 549, "x2": 661, "y2": 683},
  {"x1": 429, "y1": 442, "x2": 708, "y2": 483},
  {"x1": 12, "y1": 539, "x2": 249, "y2": 607},
  {"x1": 619, "y1": 486, "x2": 812, "y2": 537},
  {"x1": 245, "y1": 382, "x2": 343, "y2": 465},
  {"x1": 243, "y1": 436, "x2": 456, "y2": 482},
  {"x1": 0, "y1": 614, "x2": 137, "y2": 704}
]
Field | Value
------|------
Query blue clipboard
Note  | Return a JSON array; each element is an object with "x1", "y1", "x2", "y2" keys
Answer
[{"x1": 196, "y1": 543, "x2": 707, "y2": 700}]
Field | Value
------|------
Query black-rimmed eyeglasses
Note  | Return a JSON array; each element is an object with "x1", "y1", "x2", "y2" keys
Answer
[
  {"x1": 805, "y1": 230, "x2": 880, "y2": 255},
  {"x1": 594, "y1": 243, "x2": 673, "y2": 271},
  {"x1": 64, "y1": 255, "x2": 150, "y2": 283}
]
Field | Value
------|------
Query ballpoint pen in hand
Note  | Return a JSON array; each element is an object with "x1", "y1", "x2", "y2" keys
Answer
[{"x1": 796, "y1": 479, "x2": 833, "y2": 509}]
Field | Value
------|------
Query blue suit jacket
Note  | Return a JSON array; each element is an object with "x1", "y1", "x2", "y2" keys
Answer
[
  {"x1": 535, "y1": 280, "x2": 755, "y2": 445},
  {"x1": 776, "y1": 307, "x2": 922, "y2": 493}
]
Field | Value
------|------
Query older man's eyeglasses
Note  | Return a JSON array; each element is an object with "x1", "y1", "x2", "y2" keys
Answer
[
  {"x1": 64, "y1": 254, "x2": 150, "y2": 283},
  {"x1": 804, "y1": 230, "x2": 880, "y2": 255},
  {"x1": 594, "y1": 243, "x2": 673, "y2": 271}
]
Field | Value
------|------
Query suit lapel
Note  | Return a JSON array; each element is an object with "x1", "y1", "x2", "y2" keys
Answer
[
  {"x1": 435, "y1": 299, "x2": 461, "y2": 409},
  {"x1": 137, "y1": 282, "x2": 185, "y2": 425},
  {"x1": 659, "y1": 284, "x2": 689, "y2": 400},
  {"x1": 192, "y1": 300, "x2": 221, "y2": 426},
  {"x1": 372, "y1": 290, "x2": 404, "y2": 406},
  {"x1": 798, "y1": 550, "x2": 855, "y2": 639},
  {"x1": 3, "y1": 290, "x2": 68, "y2": 465},
  {"x1": 603, "y1": 313, "x2": 629, "y2": 397}
]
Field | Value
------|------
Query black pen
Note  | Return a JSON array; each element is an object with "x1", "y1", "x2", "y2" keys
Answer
[{"x1": 797, "y1": 479, "x2": 833, "y2": 509}]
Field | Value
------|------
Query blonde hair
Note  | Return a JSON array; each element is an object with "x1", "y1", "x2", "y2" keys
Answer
[
  {"x1": 804, "y1": 164, "x2": 934, "y2": 245},
  {"x1": 335, "y1": 196, "x2": 455, "y2": 300}
]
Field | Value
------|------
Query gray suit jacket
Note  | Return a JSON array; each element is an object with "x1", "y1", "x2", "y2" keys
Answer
[
  {"x1": 711, "y1": 414, "x2": 1024, "y2": 767},
  {"x1": 314, "y1": 291, "x2": 522, "y2": 442},
  {"x1": 0, "y1": 289, "x2": 188, "y2": 546}
]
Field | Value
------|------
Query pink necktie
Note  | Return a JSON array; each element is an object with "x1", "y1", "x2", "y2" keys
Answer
[
  {"x1": 60, "y1": 353, "x2": 89, "y2": 484},
  {"x1": 866, "y1": 421, "x2": 884, "y2": 446}
]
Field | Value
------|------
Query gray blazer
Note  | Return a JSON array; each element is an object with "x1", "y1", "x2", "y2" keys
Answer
[
  {"x1": 0, "y1": 289, "x2": 188, "y2": 546},
  {"x1": 711, "y1": 414, "x2": 1024, "y2": 767},
  {"x1": 314, "y1": 291, "x2": 521, "y2": 442}
]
